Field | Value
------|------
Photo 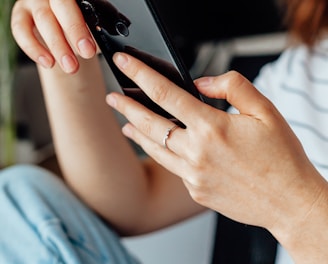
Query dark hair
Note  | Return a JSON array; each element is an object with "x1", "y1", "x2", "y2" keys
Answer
[{"x1": 284, "y1": 0, "x2": 328, "y2": 46}]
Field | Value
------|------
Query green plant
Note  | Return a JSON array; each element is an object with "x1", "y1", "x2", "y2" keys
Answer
[{"x1": 0, "y1": 0, "x2": 18, "y2": 167}]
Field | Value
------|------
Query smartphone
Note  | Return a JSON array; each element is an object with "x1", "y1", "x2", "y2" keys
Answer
[{"x1": 77, "y1": 0, "x2": 203, "y2": 125}]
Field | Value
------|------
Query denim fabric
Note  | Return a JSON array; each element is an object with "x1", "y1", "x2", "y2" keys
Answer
[{"x1": 0, "y1": 164, "x2": 140, "y2": 264}]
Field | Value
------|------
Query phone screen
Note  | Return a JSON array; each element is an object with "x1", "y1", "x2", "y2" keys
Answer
[{"x1": 77, "y1": 0, "x2": 202, "y2": 124}]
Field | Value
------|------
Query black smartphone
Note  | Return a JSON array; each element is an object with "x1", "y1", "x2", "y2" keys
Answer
[{"x1": 77, "y1": 0, "x2": 203, "y2": 125}]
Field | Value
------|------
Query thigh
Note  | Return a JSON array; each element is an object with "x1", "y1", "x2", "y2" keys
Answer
[{"x1": 0, "y1": 164, "x2": 140, "y2": 264}]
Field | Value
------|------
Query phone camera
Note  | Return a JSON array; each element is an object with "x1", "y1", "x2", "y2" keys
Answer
[{"x1": 115, "y1": 21, "x2": 129, "y2": 37}]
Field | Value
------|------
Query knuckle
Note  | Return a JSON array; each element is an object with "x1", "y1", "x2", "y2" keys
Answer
[
  {"x1": 222, "y1": 70, "x2": 247, "y2": 90},
  {"x1": 188, "y1": 164, "x2": 208, "y2": 185},
  {"x1": 226, "y1": 70, "x2": 244, "y2": 81},
  {"x1": 50, "y1": 0, "x2": 65, "y2": 5},
  {"x1": 138, "y1": 113, "x2": 154, "y2": 136},
  {"x1": 49, "y1": 0, "x2": 66, "y2": 10},
  {"x1": 188, "y1": 153, "x2": 207, "y2": 173},
  {"x1": 66, "y1": 22, "x2": 86, "y2": 39},
  {"x1": 46, "y1": 34, "x2": 61, "y2": 50},
  {"x1": 70, "y1": 22, "x2": 84, "y2": 32},
  {"x1": 186, "y1": 125, "x2": 226, "y2": 173},
  {"x1": 149, "y1": 83, "x2": 169, "y2": 104},
  {"x1": 187, "y1": 182, "x2": 208, "y2": 205},
  {"x1": 127, "y1": 63, "x2": 142, "y2": 82},
  {"x1": 173, "y1": 92, "x2": 188, "y2": 111},
  {"x1": 11, "y1": 0, "x2": 24, "y2": 15},
  {"x1": 33, "y1": 6, "x2": 52, "y2": 22},
  {"x1": 183, "y1": 172, "x2": 212, "y2": 206},
  {"x1": 191, "y1": 119, "x2": 220, "y2": 146},
  {"x1": 190, "y1": 190, "x2": 207, "y2": 205},
  {"x1": 199, "y1": 120, "x2": 215, "y2": 138},
  {"x1": 49, "y1": 0, "x2": 86, "y2": 35},
  {"x1": 11, "y1": 2, "x2": 26, "y2": 35}
]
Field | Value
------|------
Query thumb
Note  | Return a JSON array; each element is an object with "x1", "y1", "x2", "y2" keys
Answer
[{"x1": 194, "y1": 71, "x2": 272, "y2": 116}]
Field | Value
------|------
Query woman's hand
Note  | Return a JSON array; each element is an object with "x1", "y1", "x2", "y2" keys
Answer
[
  {"x1": 11, "y1": 0, "x2": 97, "y2": 73},
  {"x1": 106, "y1": 52, "x2": 328, "y2": 251}
]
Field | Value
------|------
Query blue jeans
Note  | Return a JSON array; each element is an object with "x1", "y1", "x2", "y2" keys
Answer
[{"x1": 0, "y1": 164, "x2": 140, "y2": 264}]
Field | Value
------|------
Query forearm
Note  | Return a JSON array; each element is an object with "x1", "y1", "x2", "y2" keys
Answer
[
  {"x1": 11, "y1": 0, "x2": 204, "y2": 237},
  {"x1": 37, "y1": 56, "x2": 149, "y2": 229}
]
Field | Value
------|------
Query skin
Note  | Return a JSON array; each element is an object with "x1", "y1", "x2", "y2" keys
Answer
[
  {"x1": 11, "y1": 0, "x2": 205, "y2": 236},
  {"x1": 11, "y1": 0, "x2": 328, "y2": 262}
]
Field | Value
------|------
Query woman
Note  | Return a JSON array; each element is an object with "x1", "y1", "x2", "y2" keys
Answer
[{"x1": 2, "y1": 0, "x2": 328, "y2": 263}]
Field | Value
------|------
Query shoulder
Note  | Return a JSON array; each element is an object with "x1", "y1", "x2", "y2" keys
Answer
[
  {"x1": 253, "y1": 45, "x2": 306, "y2": 95},
  {"x1": 253, "y1": 37, "x2": 328, "y2": 101}
]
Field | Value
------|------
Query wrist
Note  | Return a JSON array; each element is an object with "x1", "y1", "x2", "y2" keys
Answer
[{"x1": 270, "y1": 170, "x2": 328, "y2": 263}]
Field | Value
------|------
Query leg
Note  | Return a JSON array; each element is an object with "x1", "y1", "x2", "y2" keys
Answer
[{"x1": 0, "y1": 164, "x2": 140, "y2": 264}]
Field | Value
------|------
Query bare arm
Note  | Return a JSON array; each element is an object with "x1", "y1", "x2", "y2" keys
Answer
[
  {"x1": 11, "y1": 0, "x2": 205, "y2": 236},
  {"x1": 38, "y1": 57, "x2": 205, "y2": 235}
]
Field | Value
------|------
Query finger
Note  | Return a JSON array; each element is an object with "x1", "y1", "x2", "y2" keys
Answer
[
  {"x1": 29, "y1": 1, "x2": 82, "y2": 73},
  {"x1": 11, "y1": 2, "x2": 54, "y2": 68},
  {"x1": 194, "y1": 71, "x2": 275, "y2": 117},
  {"x1": 106, "y1": 92, "x2": 187, "y2": 156},
  {"x1": 122, "y1": 122, "x2": 190, "y2": 178},
  {"x1": 49, "y1": 0, "x2": 96, "y2": 59},
  {"x1": 112, "y1": 52, "x2": 210, "y2": 127}
]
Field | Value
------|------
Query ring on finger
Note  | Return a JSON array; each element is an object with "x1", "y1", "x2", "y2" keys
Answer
[{"x1": 162, "y1": 125, "x2": 178, "y2": 149}]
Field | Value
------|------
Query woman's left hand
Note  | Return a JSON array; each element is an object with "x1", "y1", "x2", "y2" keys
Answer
[{"x1": 106, "y1": 52, "x2": 327, "y2": 240}]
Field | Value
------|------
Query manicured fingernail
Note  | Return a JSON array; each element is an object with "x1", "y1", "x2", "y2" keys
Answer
[
  {"x1": 113, "y1": 53, "x2": 128, "y2": 69},
  {"x1": 106, "y1": 94, "x2": 117, "y2": 107},
  {"x1": 77, "y1": 38, "x2": 95, "y2": 58},
  {"x1": 38, "y1": 56, "x2": 53, "y2": 68},
  {"x1": 61, "y1": 54, "x2": 77, "y2": 73},
  {"x1": 194, "y1": 77, "x2": 214, "y2": 87}
]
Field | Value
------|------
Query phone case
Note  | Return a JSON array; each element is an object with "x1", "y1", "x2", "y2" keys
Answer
[{"x1": 77, "y1": 0, "x2": 203, "y2": 124}]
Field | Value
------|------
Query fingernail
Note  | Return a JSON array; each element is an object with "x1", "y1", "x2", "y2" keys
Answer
[
  {"x1": 61, "y1": 54, "x2": 77, "y2": 73},
  {"x1": 38, "y1": 56, "x2": 53, "y2": 68},
  {"x1": 106, "y1": 94, "x2": 117, "y2": 107},
  {"x1": 194, "y1": 77, "x2": 214, "y2": 87},
  {"x1": 113, "y1": 53, "x2": 128, "y2": 69},
  {"x1": 77, "y1": 38, "x2": 95, "y2": 58}
]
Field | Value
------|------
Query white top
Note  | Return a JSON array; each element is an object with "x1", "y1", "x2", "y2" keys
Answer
[{"x1": 251, "y1": 37, "x2": 328, "y2": 263}]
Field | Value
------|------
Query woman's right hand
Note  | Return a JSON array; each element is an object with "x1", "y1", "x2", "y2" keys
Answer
[{"x1": 11, "y1": 0, "x2": 97, "y2": 73}]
